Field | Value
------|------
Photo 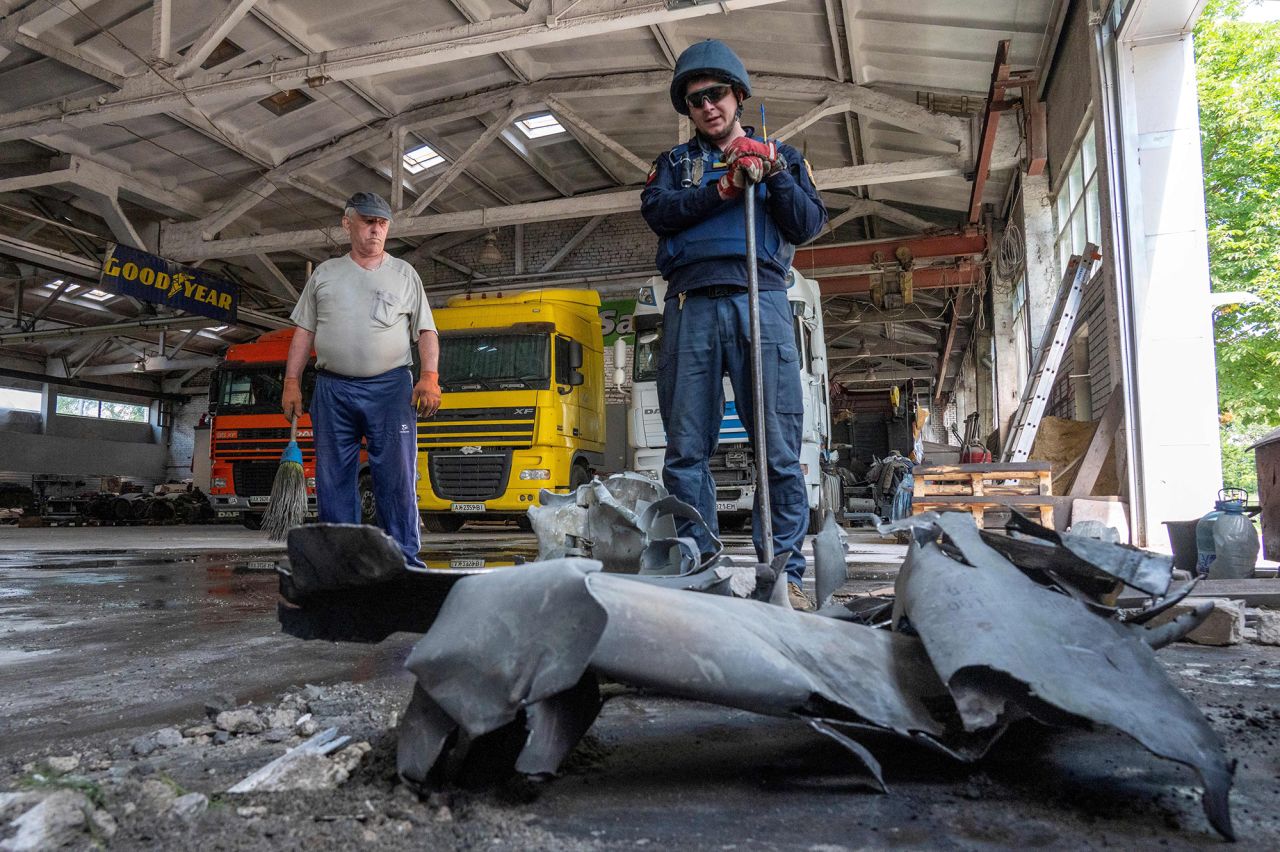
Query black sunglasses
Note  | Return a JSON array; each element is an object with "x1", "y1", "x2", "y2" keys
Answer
[{"x1": 685, "y1": 84, "x2": 732, "y2": 110}]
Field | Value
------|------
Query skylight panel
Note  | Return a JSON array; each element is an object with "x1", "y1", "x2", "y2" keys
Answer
[
  {"x1": 515, "y1": 113, "x2": 565, "y2": 139},
  {"x1": 403, "y1": 143, "x2": 445, "y2": 174},
  {"x1": 82, "y1": 289, "x2": 114, "y2": 302}
]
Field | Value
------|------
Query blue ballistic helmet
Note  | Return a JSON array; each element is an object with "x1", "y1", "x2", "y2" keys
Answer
[{"x1": 669, "y1": 40, "x2": 751, "y2": 116}]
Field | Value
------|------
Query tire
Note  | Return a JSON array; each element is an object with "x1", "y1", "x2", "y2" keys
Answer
[
  {"x1": 358, "y1": 471, "x2": 378, "y2": 526},
  {"x1": 240, "y1": 513, "x2": 262, "y2": 531},
  {"x1": 423, "y1": 513, "x2": 465, "y2": 533},
  {"x1": 569, "y1": 462, "x2": 591, "y2": 492}
]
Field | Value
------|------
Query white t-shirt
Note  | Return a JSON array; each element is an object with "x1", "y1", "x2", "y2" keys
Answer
[{"x1": 290, "y1": 254, "x2": 436, "y2": 378}]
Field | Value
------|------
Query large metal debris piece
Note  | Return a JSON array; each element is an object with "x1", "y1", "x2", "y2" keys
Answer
[
  {"x1": 894, "y1": 512, "x2": 1234, "y2": 841},
  {"x1": 527, "y1": 473, "x2": 724, "y2": 574},
  {"x1": 399, "y1": 558, "x2": 977, "y2": 795}
]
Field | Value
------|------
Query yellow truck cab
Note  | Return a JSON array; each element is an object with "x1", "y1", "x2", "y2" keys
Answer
[{"x1": 417, "y1": 289, "x2": 605, "y2": 532}]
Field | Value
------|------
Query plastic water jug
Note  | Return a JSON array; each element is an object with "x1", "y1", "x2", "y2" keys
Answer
[
  {"x1": 1209, "y1": 492, "x2": 1259, "y2": 580},
  {"x1": 1194, "y1": 499, "x2": 1226, "y2": 576}
]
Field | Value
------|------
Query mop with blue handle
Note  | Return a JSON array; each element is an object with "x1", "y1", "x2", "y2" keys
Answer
[{"x1": 262, "y1": 415, "x2": 306, "y2": 541}]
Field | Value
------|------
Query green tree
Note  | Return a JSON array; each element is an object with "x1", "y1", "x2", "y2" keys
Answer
[{"x1": 1195, "y1": 0, "x2": 1280, "y2": 493}]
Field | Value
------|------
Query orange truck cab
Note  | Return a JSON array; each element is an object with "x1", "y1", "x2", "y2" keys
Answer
[{"x1": 206, "y1": 328, "x2": 377, "y2": 528}]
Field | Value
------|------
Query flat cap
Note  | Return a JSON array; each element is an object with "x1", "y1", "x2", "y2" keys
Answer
[{"x1": 345, "y1": 191, "x2": 393, "y2": 220}]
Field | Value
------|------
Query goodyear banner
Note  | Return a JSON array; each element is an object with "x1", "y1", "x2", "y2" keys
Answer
[
  {"x1": 100, "y1": 244, "x2": 238, "y2": 323},
  {"x1": 599, "y1": 299, "x2": 636, "y2": 345}
]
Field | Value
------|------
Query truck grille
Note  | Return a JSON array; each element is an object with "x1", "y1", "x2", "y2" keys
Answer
[
  {"x1": 709, "y1": 446, "x2": 754, "y2": 488},
  {"x1": 232, "y1": 461, "x2": 278, "y2": 498},
  {"x1": 215, "y1": 427, "x2": 314, "y2": 460},
  {"x1": 428, "y1": 450, "x2": 512, "y2": 501},
  {"x1": 418, "y1": 406, "x2": 535, "y2": 449}
]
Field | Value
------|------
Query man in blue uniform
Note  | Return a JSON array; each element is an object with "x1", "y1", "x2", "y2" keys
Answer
[{"x1": 640, "y1": 40, "x2": 827, "y2": 610}]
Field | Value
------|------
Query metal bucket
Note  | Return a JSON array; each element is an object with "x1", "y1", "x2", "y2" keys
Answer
[{"x1": 1163, "y1": 519, "x2": 1200, "y2": 572}]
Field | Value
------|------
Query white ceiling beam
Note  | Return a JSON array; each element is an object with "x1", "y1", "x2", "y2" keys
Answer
[
  {"x1": 390, "y1": 128, "x2": 407, "y2": 212},
  {"x1": 77, "y1": 354, "x2": 221, "y2": 376},
  {"x1": 539, "y1": 216, "x2": 604, "y2": 273},
  {"x1": 151, "y1": 0, "x2": 173, "y2": 65},
  {"x1": 6, "y1": 32, "x2": 125, "y2": 86},
  {"x1": 821, "y1": 0, "x2": 847, "y2": 81},
  {"x1": 445, "y1": 0, "x2": 534, "y2": 82},
  {"x1": 0, "y1": 314, "x2": 211, "y2": 344},
  {"x1": 405, "y1": 106, "x2": 523, "y2": 216},
  {"x1": 0, "y1": 0, "x2": 785, "y2": 141},
  {"x1": 773, "y1": 97, "x2": 846, "y2": 142},
  {"x1": 162, "y1": 156, "x2": 961, "y2": 260},
  {"x1": 199, "y1": 177, "x2": 275, "y2": 240},
  {"x1": 542, "y1": 95, "x2": 650, "y2": 178},
  {"x1": 167, "y1": 327, "x2": 202, "y2": 358},
  {"x1": 821, "y1": 195, "x2": 935, "y2": 233},
  {"x1": 648, "y1": 24, "x2": 677, "y2": 69},
  {"x1": 814, "y1": 155, "x2": 966, "y2": 190},
  {"x1": 172, "y1": 0, "x2": 260, "y2": 80},
  {"x1": 496, "y1": 126, "x2": 576, "y2": 197},
  {"x1": 240, "y1": 253, "x2": 299, "y2": 300},
  {"x1": 84, "y1": 190, "x2": 146, "y2": 250},
  {"x1": 165, "y1": 191, "x2": 642, "y2": 260}
]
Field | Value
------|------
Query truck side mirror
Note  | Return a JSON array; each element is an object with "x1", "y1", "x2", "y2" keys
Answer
[
  {"x1": 569, "y1": 340, "x2": 583, "y2": 370},
  {"x1": 612, "y1": 338, "x2": 627, "y2": 388}
]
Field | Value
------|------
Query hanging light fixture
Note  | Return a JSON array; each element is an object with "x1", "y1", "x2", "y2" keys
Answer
[{"x1": 478, "y1": 231, "x2": 503, "y2": 265}]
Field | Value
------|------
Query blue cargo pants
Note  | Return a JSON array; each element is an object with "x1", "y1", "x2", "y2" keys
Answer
[
  {"x1": 311, "y1": 366, "x2": 424, "y2": 568},
  {"x1": 656, "y1": 288, "x2": 808, "y2": 585}
]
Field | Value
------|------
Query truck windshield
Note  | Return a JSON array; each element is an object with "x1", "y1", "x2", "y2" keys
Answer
[
  {"x1": 214, "y1": 365, "x2": 315, "y2": 414},
  {"x1": 439, "y1": 333, "x2": 550, "y2": 390}
]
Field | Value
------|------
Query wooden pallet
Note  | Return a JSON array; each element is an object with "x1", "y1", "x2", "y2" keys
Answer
[{"x1": 912, "y1": 462, "x2": 1054, "y2": 529}]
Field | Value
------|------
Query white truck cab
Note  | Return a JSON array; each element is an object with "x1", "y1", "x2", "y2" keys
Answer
[{"x1": 626, "y1": 269, "x2": 832, "y2": 531}]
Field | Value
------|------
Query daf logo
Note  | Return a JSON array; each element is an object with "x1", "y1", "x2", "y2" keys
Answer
[{"x1": 460, "y1": 446, "x2": 484, "y2": 455}]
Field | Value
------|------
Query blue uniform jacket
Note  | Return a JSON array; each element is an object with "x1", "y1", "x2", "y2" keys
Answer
[{"x1": 640, "y1": 130, "x2": 827, "y2": 298}]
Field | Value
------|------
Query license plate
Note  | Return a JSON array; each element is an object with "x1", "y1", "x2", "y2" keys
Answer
[
  {"x1": 451, "y1": 503, "x2": 485, "y2": 513},
  {"x1": 450, "y1": 558, "x2": 485, "y2": 569},
  {"x1": 248, "y1": 496, "x2": 270, "y2": 504},
  {"x1": 716, "y1": 501, "x2": 738, "y2": 512},
  {"x1": 246, "y1": 560, "x2": 276, "y2": 571}
]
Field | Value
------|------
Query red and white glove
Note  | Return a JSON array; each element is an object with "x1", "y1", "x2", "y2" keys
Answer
[
  {"x1": 717, "y1": 156, "x2": 769, "y2": 200},
  {"x1": 724, "y1": 136, "x2": 778, "y2": 166}
]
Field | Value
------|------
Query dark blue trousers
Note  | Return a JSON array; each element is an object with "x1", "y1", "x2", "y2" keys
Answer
[
  {"x1": 656, "y1": 288, "x2": 808, "y2": 585},
  {"x1": 311, "y1": 367, "x2": 423, "y2": 567}
]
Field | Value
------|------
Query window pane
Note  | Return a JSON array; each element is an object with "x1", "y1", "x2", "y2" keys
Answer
[
  {"x1": 1086, "y1": 178, "x2": 1101, "y2": 244},
  {"x1": 99, "y1": 401, "x2": 148, "y2": 422},
  {"x1": 0, "y1": 387, "x2": 41, "y2": 412},
  {"x1": 1058, "y1": 238, "x2": 1071, "y2": 275},
  {"x1": 1081, "y1": 123, "x2": 1097, "y2": 179},
  {"x1": 1071, "y1": 205, "x2": 1087, "y2": 255},
  {"x1": 1056, "y1": 189, "x2": 1071, "y2": 235},
  {"x1": 56, "y1": 395, "x2": 97, "y2": 417},
  {"x1": 1068, "y1": 153, "x2": 1084, "y2": 206}
]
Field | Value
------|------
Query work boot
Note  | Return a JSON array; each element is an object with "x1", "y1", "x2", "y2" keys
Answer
[{"x1": 787, "y1": 583, "x2": 815, "y2": 612}]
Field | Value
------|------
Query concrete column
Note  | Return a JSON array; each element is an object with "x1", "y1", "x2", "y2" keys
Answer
[
  {"x1": 1114, "y1": 33, "x2": 1222, "y2": 543},
  {"x1": 1020, "y1": 173, "x2": 1059, "y2": 359},
  {"x1": 990, "y1": 260, "x2": 1024, "y2": 448}
]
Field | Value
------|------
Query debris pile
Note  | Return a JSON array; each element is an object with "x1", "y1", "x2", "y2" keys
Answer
[{"x1": 386, "y1": 488, "x2": 1235, "y2": 841}]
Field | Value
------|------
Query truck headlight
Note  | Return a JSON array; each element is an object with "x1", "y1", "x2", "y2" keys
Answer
[
  {"x1": 639, "y1": 469, "x2": 659, "y2": 480},
  {"x1": 211, "y1": 477, "x2": 227, "y2": 488},
  {"x1": 519, "y1": 469, "x2": 551, "y2": 480},
  {"x1": 306, "y1": 477, "x2": 316, "y2": 488}
]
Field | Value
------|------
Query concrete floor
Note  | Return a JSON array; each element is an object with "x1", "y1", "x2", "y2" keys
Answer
[{"x1": 2, "y1": 524, "x2": 1278, "y2": 848}]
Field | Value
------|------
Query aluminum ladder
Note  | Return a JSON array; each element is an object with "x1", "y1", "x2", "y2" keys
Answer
[{"x1": 1001, "y1": 243, "x2": 1100, "y2": 463}]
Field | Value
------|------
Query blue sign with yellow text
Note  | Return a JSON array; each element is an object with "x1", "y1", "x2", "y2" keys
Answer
[{"x1": 100, "y1": 244, "x2": 238, "y2": 323}]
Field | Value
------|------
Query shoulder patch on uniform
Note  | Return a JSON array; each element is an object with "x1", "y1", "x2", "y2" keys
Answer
[
  {"x1": 646, "y1": 161, "x2": 658, "y2": 185},
  {"x1": 804, "y1": 158, "x2": 815, "y2": 182}
]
